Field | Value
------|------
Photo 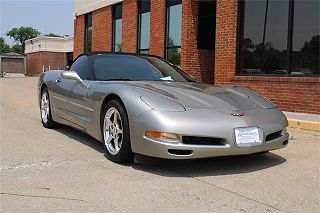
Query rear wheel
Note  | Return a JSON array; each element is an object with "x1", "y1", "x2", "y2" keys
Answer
[
  {"x1": 40, "y1": 88, "x2": 58, "y2": 128},
  {"x1": 102, "y1": 99, "x2": 133, "y2": 163}
]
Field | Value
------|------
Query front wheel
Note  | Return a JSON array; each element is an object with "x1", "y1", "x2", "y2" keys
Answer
[
  {"x1": 40, "y1": 88, "x2": 58, "y2": 128},
  {"x1": 102, "y1": 99, "x2": 133, "y2": 163}
]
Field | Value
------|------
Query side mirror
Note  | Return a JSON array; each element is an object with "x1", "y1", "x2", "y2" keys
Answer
[
  {"x1": 189, "y1": 75, "x2": 197, "y2": 82},
  {"x1": 66, "y1": 65, "x2": 70, "y2": 70},
  {"x1": 61, "y1": 71, "x2": 87, "y2": 87}
]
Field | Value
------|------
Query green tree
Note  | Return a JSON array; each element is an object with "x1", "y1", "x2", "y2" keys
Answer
[
  {"x1": 115, "y1": 43, "x2": 122, "y2": 52},
  {"x1": 45, "y1": 33, "x2": 61, "y2": 37},
  {"x1": 300, "y1": 35, "x2": 320, "y2": 74},
  {"x1": 10, "y1": 44, "x2": 23, "y2": 54},
  {"x1": 301, "y1": 35, "x2": 320, "y2": 55},
  {"x1": 166, "y1": 38, "x2": 181, "y2": 66},
  {"x1": 0, "y1": 37, "x2": 11, "y2": 53},
  {"x1": 6, "y1": 26, "x2": 41, "y2": 53}
]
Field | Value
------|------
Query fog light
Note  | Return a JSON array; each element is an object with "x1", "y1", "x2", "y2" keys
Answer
[{"x1": 145, "y1": 131, "x2": 180, "y2": 143}]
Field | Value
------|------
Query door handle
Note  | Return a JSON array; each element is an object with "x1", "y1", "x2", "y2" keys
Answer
[{"x1": 56, "y1": 77, "x2": 61, "y2": 83}]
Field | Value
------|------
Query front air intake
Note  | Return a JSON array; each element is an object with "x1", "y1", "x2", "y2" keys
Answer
[
  {"x1": 266, "y1": 131, "x2": 282, "y2": 141},
  {"x1": 182, "y1": 136, "x2": 225, "y2": 146}
]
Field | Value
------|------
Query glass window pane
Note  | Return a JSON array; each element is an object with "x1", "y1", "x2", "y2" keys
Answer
[
  {"x1": 70, "y1": 56, "x2": 88, "y2": 80},
  {"x1": 87, "y1": 13, "x2": 92, "y2": 27},
  {"x1": 239, "y1": 0, "x2": 289, "y2": 75},
  {"x1": 139, "y1": 50, "x2": 149, "y2": 54},
  {"x1": 86, "y1": 27, "x2": 92, "y2": 52},
  {"x1": 197, "y1": 2, "x2": 216, "y2": 50},
  {"x1": 291, "y1": 0, "x2": 319, "y2": 75},
  {"x1": 85, "y1": 13, "x2": 92, "y2": 53},
  {"x1": 92, "y1": 55, "x2": 188, "y2": 82},
  {"x1": 114, "y1": 19, "x2": 122, "y2": 52},
  {"x1": 166, "y1": 48, "x2": 181, "y2": 66},
  {"x1": 113, "y1": 3, "x2": 122, "y2": 52},
  {"x1": 114, "y1": 4, "x2": 122, "y2": 20},
  {"x1": 140, "y1": 0, "x2": 150, "y2": 14},
  {"x1": 167, "y1": 3, "x2": 182, "y2": 47},
  {"x1": 139, "y1": 12, "x2": 150, "y2": 50},
  {"x1": 264, "y1": 0, "x2": 288, "y2": 74}
]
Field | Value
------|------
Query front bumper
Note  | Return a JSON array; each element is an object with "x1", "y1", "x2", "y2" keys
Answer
[
  {"x1": 137, "y1": 133, "x2": 288, "y2": 159},
  {"x1": 130, "y1": 107, "x2": 289, "y2": 159}
]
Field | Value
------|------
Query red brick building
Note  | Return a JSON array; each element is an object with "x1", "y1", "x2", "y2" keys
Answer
[
  {"x1": 25, "y1": 36, "x2": 73, "y2": 75},
  {"x1": 74, "y1": 0, "x2": 319, "y2": 114}
]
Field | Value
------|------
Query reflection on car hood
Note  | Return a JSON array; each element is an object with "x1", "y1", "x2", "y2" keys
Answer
[{"x1": 128, "y1": 81, "x2": 272, "y2": 111}]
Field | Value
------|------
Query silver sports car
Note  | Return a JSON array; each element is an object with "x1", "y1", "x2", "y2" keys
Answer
[{"x1": 38, "y1": 52, "x2": 289, "y2": 163}]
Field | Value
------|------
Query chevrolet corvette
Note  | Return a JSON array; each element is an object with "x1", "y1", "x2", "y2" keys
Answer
[{"x1": 38, "y1": 52, "x2": 289, "y2": 163}]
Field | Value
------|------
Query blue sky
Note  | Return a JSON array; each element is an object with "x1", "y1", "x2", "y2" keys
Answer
[{"x1": 1, "y1": 0, "x2": 75, "y2": 45}]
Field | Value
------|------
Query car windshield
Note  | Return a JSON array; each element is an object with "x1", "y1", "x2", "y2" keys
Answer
[{"x1": 92, "y1": 54, "x2": 192, "y2": 82}]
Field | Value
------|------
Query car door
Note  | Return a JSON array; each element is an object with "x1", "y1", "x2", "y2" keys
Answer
[{"x1": 51, "y1": 55, "x2": 90, "y2": 129}]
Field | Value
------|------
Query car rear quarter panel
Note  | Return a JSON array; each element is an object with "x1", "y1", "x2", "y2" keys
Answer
[{"x1": 38, "y1": 71, "x2": 63, "y2": 105}]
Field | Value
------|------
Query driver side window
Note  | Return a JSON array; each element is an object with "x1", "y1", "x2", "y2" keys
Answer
[{"x1": 70, "y1": 56, "x2": 89, "y2": 80}]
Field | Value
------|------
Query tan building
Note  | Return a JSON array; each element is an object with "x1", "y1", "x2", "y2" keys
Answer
[{"x1": 25, "y1": 36, "x2": 73, "y2": 75}]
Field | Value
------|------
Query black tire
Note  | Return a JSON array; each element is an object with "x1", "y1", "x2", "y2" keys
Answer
[
  {"x1": 101, "y1": 99, "x2": 133, "y2": 163},
  {"x1": 40, "y1": 87, "x2": 59, "y2": 128}
]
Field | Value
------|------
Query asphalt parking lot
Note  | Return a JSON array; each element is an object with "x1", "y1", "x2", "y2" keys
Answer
[{"x1": 0, "y1": 77, "x2": 319, "y2": 212}]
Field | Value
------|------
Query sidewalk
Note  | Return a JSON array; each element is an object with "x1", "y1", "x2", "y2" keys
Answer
[{"x1": 284, "y1": 111, "x2": 320, "y2": 132}]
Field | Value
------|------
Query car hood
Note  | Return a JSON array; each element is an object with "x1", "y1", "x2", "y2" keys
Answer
[{"x1": 128, "y1": 81, "x2": 275, "y2": 111}]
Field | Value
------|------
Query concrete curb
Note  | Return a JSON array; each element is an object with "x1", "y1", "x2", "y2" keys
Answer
[{"x1": 288, "y1": 119, "x2": 320, "y2": 132}]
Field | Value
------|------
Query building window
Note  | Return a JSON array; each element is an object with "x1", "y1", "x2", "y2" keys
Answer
[
  {"x1": 138, "y1": 0, "x2": 150, "y2": 54},
  {"x1": 197, "y1": 1, "x2": 216, "y2": 50},
  {"x1": 112, "y1": 3, "x2": 122, "y2": 52},
  {"x1": 84, "y1": 13, "x2": 92, "y2": 53},
  {"x1": 291, "y1": 1, "x2": 319, "y2": 75},
  {"x1": 238, "y1": 0, "x2": 319, "y2": 76},
  {"x1": 165, "y1": 0, "x2": 182, "y2": 66}
]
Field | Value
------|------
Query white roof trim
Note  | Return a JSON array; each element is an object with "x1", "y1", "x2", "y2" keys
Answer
[
  {"x1": 75, "y1": 0, "x2": 123, "y2": 16},
  {"x1": 25, "y1": 36, "x2": 73, "y2": 44},
  {"x1": 25, "y1": 36, "x2": 73, "y2": 54}
]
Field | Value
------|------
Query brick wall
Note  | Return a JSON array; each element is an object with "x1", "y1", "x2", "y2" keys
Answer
[
  {"x1": 215, "y1": 0, "x2": 238, "y2": 85},
  {"x1": 26, "y1": 52, "x2": 67, "y2": 75},
  {"x1": 72, "y1": 0, "x2": 320, "y2": 114},
  {"x1": 92, "y1": 7, "x2": 113, "y2": 51},
  {"x1": 122, "y1": 0, "x2": 138, "y2": 52},
  {"x1": 73, "y1": 15, "x2": 85, "y2": 60},
  {"x1": 149, "y1": 0, "x2": 166, "y2": 57},
  {"x1": 181, "y1": 0, "x2": 214, "y2": 84},
  {"x1": 214, "y1": 0, "x2": 320, "y2": 114}
]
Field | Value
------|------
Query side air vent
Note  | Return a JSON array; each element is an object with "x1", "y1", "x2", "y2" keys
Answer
[{"x1": 168, "y1": 149, "x2": 193, "y2": 156}]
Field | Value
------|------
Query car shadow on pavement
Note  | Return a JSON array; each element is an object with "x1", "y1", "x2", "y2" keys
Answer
[
  {"x1": 53, "y1": 126, "x2": 286, "y2": 177},
  {"x1": 132, "y1": 153, "x2": 287, "y2": 177},
  {"x1": 55, "y1": 126, "x2": 105, "y2": 153}
]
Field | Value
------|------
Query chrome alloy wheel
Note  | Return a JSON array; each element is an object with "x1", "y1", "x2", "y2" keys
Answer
[
  {"x1": 103, "y1": 107, "x2": 123, "y2": 155},
  {"x1": 41, "y1": 92, "x2": 50, "y2": 124}
]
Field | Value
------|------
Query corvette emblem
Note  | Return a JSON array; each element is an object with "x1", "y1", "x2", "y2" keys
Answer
[{"x1": 231, "y1": 112, "x2": 245, "y2": 117}]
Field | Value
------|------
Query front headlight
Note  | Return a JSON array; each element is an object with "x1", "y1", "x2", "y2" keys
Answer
[{"x1": 140, "y1": 96, "x2": 186, "y2": 112}]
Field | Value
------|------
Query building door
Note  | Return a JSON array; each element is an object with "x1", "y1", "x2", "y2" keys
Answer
[
  {"x1": 67, "y1": 52, "x2": 73, "y2": 67},
  {"x1": 1, "y1": 57, "x2": 25, "y2": 74}
]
